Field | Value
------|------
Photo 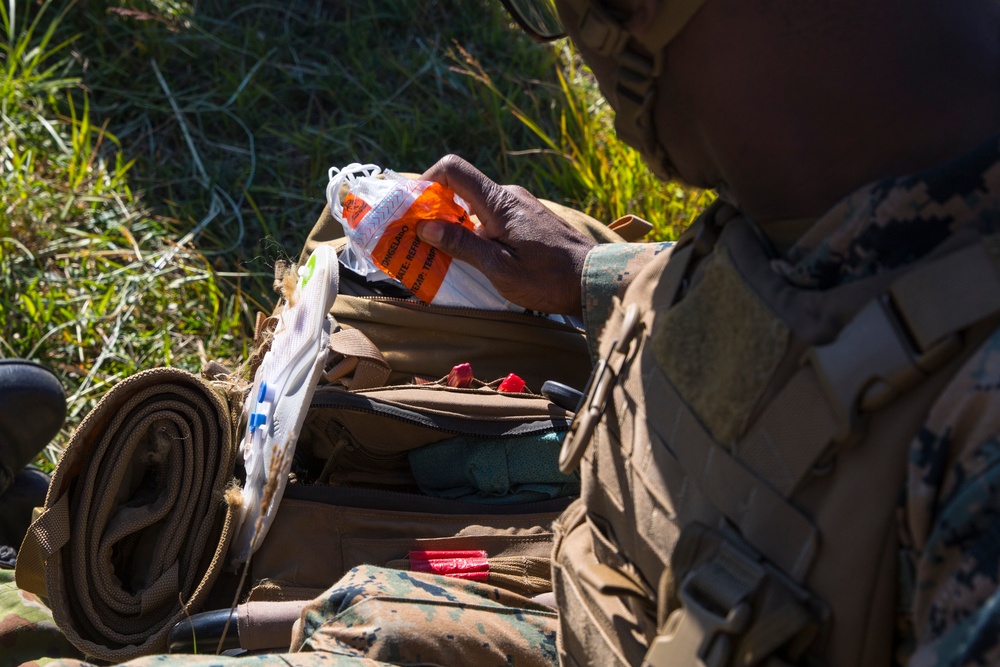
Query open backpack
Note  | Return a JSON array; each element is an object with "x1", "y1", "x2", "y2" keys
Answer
[{"x1": 14, "y1": 198, "x2": 650, "y2": 661}]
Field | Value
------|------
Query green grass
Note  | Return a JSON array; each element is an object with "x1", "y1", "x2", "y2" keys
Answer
[{"x1": 1, "y1": 0, "x2": 710, "y2": 465}]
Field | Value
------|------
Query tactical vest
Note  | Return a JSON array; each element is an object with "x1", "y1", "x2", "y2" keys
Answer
[{"x1": 552, "y1": 204, "x2": 1000, "y2": 667}]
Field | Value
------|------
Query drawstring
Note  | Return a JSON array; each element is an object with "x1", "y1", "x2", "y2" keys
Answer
[{"x1": 326, "y1": 163, "x2": 382, "y2": 223}]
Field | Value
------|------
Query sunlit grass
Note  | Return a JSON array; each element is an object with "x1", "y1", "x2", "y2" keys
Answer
[{"x1": 1, "y1": 0, "x2": 254, "y2": 466}]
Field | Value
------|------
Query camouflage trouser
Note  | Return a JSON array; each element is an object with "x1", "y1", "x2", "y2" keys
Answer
[
  {"x1": 0, "y1": 569, "x2": 80, "y2": 666},
  {"x1": 0, "y1": 565, "x2": 558, "y2": 667}
]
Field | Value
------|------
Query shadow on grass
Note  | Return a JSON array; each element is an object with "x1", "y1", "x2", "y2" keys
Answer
[
  {"x1": 68, "y1": 0, "x2": 570, "y2": 277},
  {"x1": 4, "y1": 0, "x2": 710, "y2": 459}
]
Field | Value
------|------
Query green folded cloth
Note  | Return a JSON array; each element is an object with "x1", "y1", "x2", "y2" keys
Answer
[{"x1": 408, "y1": 432, "x2": 579, "y2": 505}]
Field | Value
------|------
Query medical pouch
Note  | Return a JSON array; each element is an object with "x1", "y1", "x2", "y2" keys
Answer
[{"x1": 247, "y1": 382, "x2": 579, "y2": 604}]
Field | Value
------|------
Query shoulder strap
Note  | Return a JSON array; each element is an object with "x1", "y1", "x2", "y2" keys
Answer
[{"x1": 740, "y1": 239, "x2": 1000, "y2": 498}]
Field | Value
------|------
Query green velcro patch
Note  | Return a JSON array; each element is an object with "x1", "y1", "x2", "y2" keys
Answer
[{"x1": 651, "y1": 251, "x2": 789, "y2": 445}]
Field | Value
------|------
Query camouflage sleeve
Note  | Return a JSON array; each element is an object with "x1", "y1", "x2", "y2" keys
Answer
[
  {"x1": 901, "y1": 328, "x2": 1000, "y2": 667},
  {"x1": 581, "y1": 242, "x2": 672, "y2": 358},
  {"x1": 42, "y1": 565, "x2": 558, "y2": 667}
]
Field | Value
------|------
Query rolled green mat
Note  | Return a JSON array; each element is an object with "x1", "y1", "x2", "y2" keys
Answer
[{"x1": 16, "y1": 368, "x2": 238, "y2": 662}]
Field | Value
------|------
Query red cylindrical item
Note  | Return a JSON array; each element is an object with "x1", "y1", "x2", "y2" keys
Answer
[
  {"x1": 498, "y1": 373, "x2": 526, "y2": 393},
  {"x1": 447, "y1": 363, "x2": 474, "y2": 388}
]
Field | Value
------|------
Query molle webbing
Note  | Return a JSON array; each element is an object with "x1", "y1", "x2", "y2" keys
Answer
[
  {"x1": 647, "y1": 233, "x2": 1000, "y2": 666},
  {"x1": 556, "y1": 218, "x2": 1000, "y2": 667},
  {"x1": 740, "y1": 240, "x2": 1000, "y2": 501}
]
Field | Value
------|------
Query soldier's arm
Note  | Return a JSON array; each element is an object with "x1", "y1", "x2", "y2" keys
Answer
[
  {"x1": 580, "y1": 241, "x2": 672, "y2": 350},
  {"x1": 901, "y1": 328, "x2": 1000, "y2": 666},
  {"x1": 415, "y1": 154, "x2": 680, "y2": 362},
  {"x1": 416, "y1": 155, "x2": 599, "y2": 316}
]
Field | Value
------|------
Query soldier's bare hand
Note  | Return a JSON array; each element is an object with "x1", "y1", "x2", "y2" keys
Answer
[{"x1": 416, "y1": 155, "x2": 597, "y2": 316}]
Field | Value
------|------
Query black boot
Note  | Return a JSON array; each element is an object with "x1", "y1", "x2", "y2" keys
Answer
[
  {"x1": 0, "y1": 465, "x2": 53, "y2": 553},
  {"x1": 0, "y1": 360, "x2": 65, "y2": 552}
]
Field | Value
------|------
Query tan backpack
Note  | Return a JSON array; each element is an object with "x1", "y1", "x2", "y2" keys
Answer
[
  {"x1": 552, "y1": 205, "x2": 1000, "y2": 667},
  {"x1": 16, "y1": 201, "x2": 651, "y2": 661}
]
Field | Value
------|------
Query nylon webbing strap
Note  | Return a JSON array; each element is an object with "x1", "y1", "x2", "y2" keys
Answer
[
  {"x1": 487, "y1": 556, "x2": 553, "y2": 596},
  {"x1": 385, "y1": 555, "x2": 553, "y2": 598},
  {"x1": 15, "y1": 492, "x2": 71, "y2": 598},
  {"x1": 659, "y1": 243, "x2": 693, "y2": 309},
  {"x1": 648, "y1": 369, "x2": 819, "y2": 582},
  {"x1": 325, "y1": 328, "x2": 392, "y2": 390},
  {"x1": 25, "y1": 368, "x2": 237, "y2": 662},
  {"x1": 737, "y1": 365, "x2": 841, "y2": 498},
  {"x1": 738, "y1": 240, "x2": 1000, "y2": 498},
  {"x1": 889, "y1": 242, "x2": 1000, "y2": 351},
  {"x1": 658, "y1": 203, "x2": 728, "y2": 308},
  {"x1": 636, "y1": 0, "x2": 710, "y2": 52}
]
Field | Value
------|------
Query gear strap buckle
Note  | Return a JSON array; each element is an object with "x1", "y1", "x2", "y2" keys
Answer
[
  {"x1": 559, "y1": 303, "x2": 641, "y2": 473},
  {"x1": 642, "y1": 524, "x2": 823, "y2": 667},
  {"x1": 642, "y1": 569, "x2": 752, "y2": 667}
]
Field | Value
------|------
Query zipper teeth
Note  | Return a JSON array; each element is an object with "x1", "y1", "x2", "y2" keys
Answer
[
  {"x1": 358, "y1": 295, "x2": 581, "y2": 328},
  {"x1": 311, "y1": 401, "x2": 464, "y2": 435},
  {"x1": 284, "y1": 483, "x2": 574, "y2": 515},
  {"x1": 350, "y1": 444, "x2": 406, "y2": 461},
  {"x1": 310, "y1": 395, "x2": 567, "y2": 433},
  {"x1": 309, "y1": 400, "x2": 568, "y2": 458}
]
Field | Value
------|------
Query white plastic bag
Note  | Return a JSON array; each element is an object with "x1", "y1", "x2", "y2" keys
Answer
[{"x1": 326, "y1": 163, "x2": 519, "y2": 311}]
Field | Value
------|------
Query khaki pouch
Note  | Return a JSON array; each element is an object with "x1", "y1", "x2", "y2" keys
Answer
[
  {"x1": 21, "y1": 199, "x2": 646, "y2": 658},
  {"x1": 175, "y1": 381, "x2": 579, "y2": 654},
  {"x1": 246, "y1": 382, "x2": 578, "y2": 603}
]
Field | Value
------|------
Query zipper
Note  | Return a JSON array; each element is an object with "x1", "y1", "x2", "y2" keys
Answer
[
  {"x1": 309, "y1": 390, "x2": 570, "y2": 465},
  {"x1": 283, "y1": 482, "x2": 574, "y2": 516},
  {"x1": 309, "y1": 390, "x2": 571, "y2": 440},
  {"x1": 343, "y1": 294, "x2": 583, "y2": 330}
]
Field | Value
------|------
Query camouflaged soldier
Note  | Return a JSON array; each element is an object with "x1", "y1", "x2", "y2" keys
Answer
[
  {"x1": 4, "y1": 0, "x2": 1000, "y2": 666},
  {"x1": 414, "y1": 1, "x2": 1000, "y2": 666}
]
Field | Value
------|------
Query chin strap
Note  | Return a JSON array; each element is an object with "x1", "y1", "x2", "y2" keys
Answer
[{"x1": 560, "y1": 0, "x2": 709, "y2": 180}]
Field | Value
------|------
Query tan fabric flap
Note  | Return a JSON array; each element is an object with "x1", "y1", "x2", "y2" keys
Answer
[
  {"x1": 301, "y1": 384, "x2": 572, "y2": 461},
  {"x1": 609, "y1": 214, "x2": 654, "y2": 242},
  {"x1": 331, "y1": 293, "x2": 592, "y2": 389},
  {"x1": 34, "y1": 368, "x2": 238, "y2": 662},
  {"x1": 890, "y1": 241, "x2": 1000, "y2": 351},
  {"x1": 325, "y1": 328, "x2": 392, "y2": 390}
]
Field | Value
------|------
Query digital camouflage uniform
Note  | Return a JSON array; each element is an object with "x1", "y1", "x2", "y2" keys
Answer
[
  {"x1": 0, "y1": 570, "x2": 78, "y2": 666},
  {"x1": 578, "y1": 135, "x2": 1000, "y2": 667},
  {"x1": 1, "y1": 565, "x2": 558, "y2": 667},
  {"x1": 2, "y1": 136, "x2": 1000, "y2": 666}
]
